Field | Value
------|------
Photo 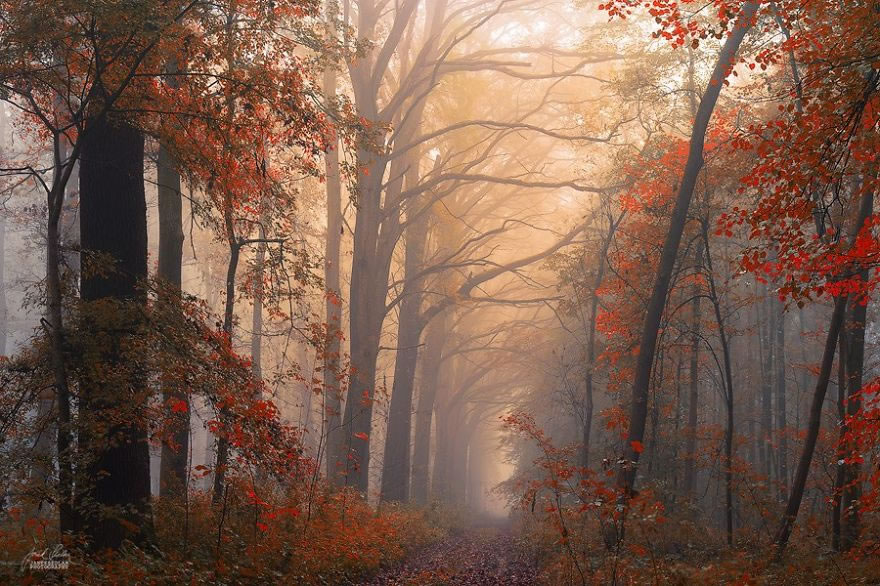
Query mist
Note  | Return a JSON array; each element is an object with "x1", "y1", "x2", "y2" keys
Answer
[{"x1": 1, "y1": 0, "x2": 879, "y2": 583}]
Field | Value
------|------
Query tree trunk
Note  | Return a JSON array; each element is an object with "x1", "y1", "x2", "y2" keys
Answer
[
  {"x1": 212, "y1": 7, "x2": 244, "y2": 505},
  {"x1": 157, "y1": 137, "x2": 187, "y2": 497},
  {"x1": 467, "y1": 428, "x2": 486, "y2": 512},
  {"x1": 381, "y1": 163, "x2": 430, "y2": 502},
  {"x1": 758, "y1": 286, "x2": 776, "y2": 482},
  {"x1": 380, "y1": 260, "x2": 427, "y2": 501},
  {"x1": 774, "y1": 295, "x2": 847, "y2": 550},
  {"x1": 647, "y1": 348, "x2": 664, "y2": 476},
  {"x1": 341, "y1": 268, "x2": 384, "y2": 491},
  {"x1": 617, "y1": 2, "x2": 758, "y2": 499},
  {"x1": 745, "y1": 319, "x2": 757, "y2": 468},
  {"x1": 78, "y1": 116, "x2": 151, "y2": 550},
  {"x1": 44, "y1": 132, "x2": 77, "y2": 535},
  {"x1": 773, "y1": 287, "x2": 788, "y2": 498},
  {"x1": 411, "y1": 311, "x2": 446, "y2": 504},
  {"x1": 756, "y1": 290, "x2": 771, "y2": 478},
  {"x1": 774, "y1": 189, "x2": 873, "y2": 551},
  {"x1": 341, "y1": 0, "x2": 441, "y2": 494},
  {"x1": 832, "y1": 330, "x2": 847, "y2": 551},
  {"x1": 432, "y1": 401, "x2": 453, "y2": 502},
  {"x1": 450, "y1": 414, "x2": 480, "y2": 506},
  {"x1": 683, "y1": 243, "x2": 702, "y2": 497},
  {"x1": 212, "y1": 217, "x2": 240, "y2": 505},
  {"x1": 0, "y1": 210, "x2": 5, "y2": 357},
  {"x1": 703, "y1": 227, "x2": 736, "y2": 546},
  {"x1": 322, "y1": 21, "x2": 345, "y2": 483},
  {"x1": 340, "y1": 141, "x2": 392, "y2": 492},
  {"x1": 841, "y1": 274, "x2": 870, "y2": 550},
  {"x1": 251, "y1": 220, "x2": 266, "y2": 382}
]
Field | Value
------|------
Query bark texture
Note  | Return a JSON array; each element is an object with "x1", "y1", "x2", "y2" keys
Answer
[
  {"x1": 157, "y1": 138, "x2": 187, "y2": 497},
  {"x1": 79, "y1": 116, "x2": 152, "y2": 550}
]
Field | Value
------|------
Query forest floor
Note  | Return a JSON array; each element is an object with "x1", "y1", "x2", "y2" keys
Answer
[{"x1": 362, "y1": 518, "x2": 539, "y2": 586}]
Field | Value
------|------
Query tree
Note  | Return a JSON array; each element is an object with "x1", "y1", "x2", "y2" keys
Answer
[
  {"x1": 773, "y1": 190, "x2": 874, "y2": 550},
  {"x1": 321, "y1": 0, "x2": 346, "y2": 486},
  {"x1": 77, "y1": 114, "x2": 152, "y2": 550},
  {"x1": 0, "y1": 0, "x2": 327, "y2": 544},
  {"x1": 157, "y1": 59, "x2": 188, "y2": 497},
  {"x1": 613, "y1": 1, "x2": 759, "y2": 503},
  {"x1": 380, "y1": 158, "x2": 429, "y2": 502},
  {"x1": 0, "y1": 0, "x2": 209, "y2": 540},
  {"x1": 337, "y1": 0, "x2": 617, "y2": 492}
]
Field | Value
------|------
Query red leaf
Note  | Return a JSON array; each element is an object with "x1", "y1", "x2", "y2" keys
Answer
[
  {"x1": 630, "y1": 440, "x2": 644, "y2": 454},
  {"x1": 354, "y1": 432, "x2": 369, "y2": 441},
  {"x1": 170, "y1": 398, "x2": 189, "y2": 414}
]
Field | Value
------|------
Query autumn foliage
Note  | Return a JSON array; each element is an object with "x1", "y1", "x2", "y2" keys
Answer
[{"x1": 5, "y1": 0, "x2": 880, "y2": 582}]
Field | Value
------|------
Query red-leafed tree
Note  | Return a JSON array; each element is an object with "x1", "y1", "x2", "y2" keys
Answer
[{"x1": 0, "y1": 0, "x2": 328, "y2": 549}]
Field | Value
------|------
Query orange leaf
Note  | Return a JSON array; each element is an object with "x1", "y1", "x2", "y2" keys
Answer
[
  {"x1": 630, "y1": 440, "x2": 644, "y2": 454},
  {"x1": 354, "y1": 432, "x2": 369, "y2": 441}
]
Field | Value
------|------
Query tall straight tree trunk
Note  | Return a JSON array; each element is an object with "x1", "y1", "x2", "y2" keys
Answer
[
  {"x1": 251, "y1": 232, "x2": 265, "y2": 381},
  {"x1": 40, "y1": 138, "x2": 80, "y2": 509},
  {"x1": 617, "y1": 2, "x2": 758, "y2": 499},
  {"x1": 212, "y1": 9, "x2": 243, "y2": 504},
  {"x1": 0, "y1": 106, "x2": 5, "y2": 356},
  {"x1": 774, "y1": 189, "x2": 873, "y2": 551},
  {"x1": 342, "y1": 250, "x2": 384, "y2": 491},
  {"x1": 46, "y1": 144, "x2": 77, "y2": 535},
  {"x1": 381, "y1": 157, "x2": 430, "y2": 502},
  {"x1": 756, "y1": 291, "x2": 771, "y2": 477},
  {"x1": 0, "y1": 210, "x2": 5, "y2": 356},
  {"x1": 340, "y1": 122, "x2": 417, "y2": 493},
  {"x1": 251, "y1": 203, "x2": 270, "y2": 383},
  {"x1": 342, "y1": 12, "x2": 394, "y2": 491},
  {"x1": 212, "y1": 207, "x2": 241, "y2": 505},
  {"x1": 432, "y1": 401, "x2": 453, "y2": 502},
  {"x1": 79, "y1": 116, "x2": 152, "y2": 550},
  {"x1": 683, "y1": 242, "x2": 702, "y2": 497},
  {"x1": 448, "y1": 414, "x2": 466, "y2": 505},
  {"x1": 671, "y1": 358, "x2": 683, "y2": 497},
  {"x1": 341, "y1": 119, "x2": 420, "y2": 494},
  {"x1": 411, "y1": 311, "x2": 446, "y2": 504},
  {"x1": 773, "y1": 288, "x2": 788, "y2": 498},
  {"x1": 467, "y1": 427, "x2": 486, "y2": 512},
  {"x1": 157, "y1": 137, "x2": 187, "y2": 497},
  {"x1": 765, "y1": 289, "x2": 777, "y2": 483},
  {"x1": 380, "y1": 302, "x2": 421, "y2": 501},
  {"x1": 322, "y1": 0, "x2": 345, "y2": 485},
  {"x1": 745, "y1": 306, "x2": 757, "y2": 468},
  {"x1": 832, "y1": 330, "x2": 847, "y2": 551},
  {"x1": 841, "y1": 271, "x2": 870, "y2": 550},
  {"x1": 380, "y1": 220, "x2": 428, "y2": 501},
  {"x1": 450, "y1": 414, "x2": 479, "y2": 505},
  {"x1": 647, "y1": 348, "x2": 664, "y2": 476},
  {"x1": 341, "y1": 144, "x2": 390, "y2": 491},
  {"x1": 341, "y1": 0, "x2": 438, "y2": 494}
]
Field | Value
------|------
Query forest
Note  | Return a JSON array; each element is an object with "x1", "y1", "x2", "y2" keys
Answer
[{"x1": 0, "y1": 0, "x2": 879, "y2": 583}]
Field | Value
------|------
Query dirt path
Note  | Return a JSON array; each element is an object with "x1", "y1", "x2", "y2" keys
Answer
[{"x1": 362, "y1": 525, "x2": 539, "y2": 585}]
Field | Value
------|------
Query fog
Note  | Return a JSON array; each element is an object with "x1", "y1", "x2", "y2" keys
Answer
[{"x1": 1, "y1": 0, "x2": 879, "y2": 582}]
